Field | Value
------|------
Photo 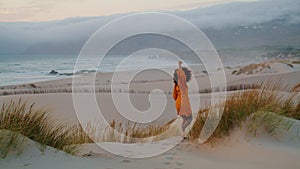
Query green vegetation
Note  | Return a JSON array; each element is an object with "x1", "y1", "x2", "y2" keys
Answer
[
  {"x1": 188, "y1": 83, "x2": 300, "y2": 143},
  {"x1": 104, "y1": 119, "x2": 175, "y2": 143},
  {"x1": 0, "y1": 99, "x2": 173, "y2": 157},
  {"x1": 1, "y1": 81, "x2": 300, "y2": 157},
  {"x1": 0, "y1": 99, "x2": 90, "y2": 157}
]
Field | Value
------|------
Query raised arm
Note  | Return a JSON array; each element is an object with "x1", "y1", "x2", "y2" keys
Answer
[
  {"x1": 178, "y1": 60, "x2": 183, "y2": 70},
  {"x1": 177, "y1": 60, "x2": 187, "y2": 89}
]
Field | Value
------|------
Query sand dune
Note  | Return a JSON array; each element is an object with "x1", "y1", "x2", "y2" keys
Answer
[{"x1": 1, "y1": 117, "x2": 300, "y2": 169}]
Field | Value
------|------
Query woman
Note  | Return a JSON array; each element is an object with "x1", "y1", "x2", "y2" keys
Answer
[{"x1": 173, "y1": 61, "x2": 192, "y2": 139}]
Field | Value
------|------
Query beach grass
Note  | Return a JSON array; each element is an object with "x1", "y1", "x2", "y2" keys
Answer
[
  {"x1": 109, "y1": 119, "x2": 175, "y2": 143},
  {"x1": 292, "y1": 82, "x2": 300, "y2": 92},
  {"x1": 0, "y1": 99, "x2": 175, "y2": 157},
  {"x1": 1, "y1": 81, "x2": 299, "y2": 156},
  {"x1": 76, "y1": 118, "x2": 176, "y2": 144},
  {"x1": 0, "y1": 99, "x2": 86, "y2": 156},
  {"x1": 188, "y1": 82, "x2": 300, "y2": 143}
]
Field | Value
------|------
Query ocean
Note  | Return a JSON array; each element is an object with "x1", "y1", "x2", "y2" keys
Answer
[
  {"x1": 0, "y1": 53, "x2": 265, "y2": 87},
  {"x1": 0, "y1": 54, "x2": 186, "y2": 87}
]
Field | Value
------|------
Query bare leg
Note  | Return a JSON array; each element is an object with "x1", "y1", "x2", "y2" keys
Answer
[
  {"x1": 182, "y1": 116, "x2": 192, "y2": 131},
  {"x1": 181, "y1": 117, "x2": 187, "y2": 137},
  {"x1": 182, "y1": 116, "x2": 192, "y2": 138}
]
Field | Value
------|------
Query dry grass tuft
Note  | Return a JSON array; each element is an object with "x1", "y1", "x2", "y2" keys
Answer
[
  {"x1": 292, "y1": 83, "x2": 300, "y2": 92},
  {"x1": 0, "y1": 99, "x2": 177, "y2": 157},
  {"x1": 0, "y1": 99, "x2": 90, "y2": 156},
  {"x1": 78, "y1": 119, "x2": 177, "y2": 143},
  {"x1": 188, "y1": 82, "x2": 300, "y2": 143}
]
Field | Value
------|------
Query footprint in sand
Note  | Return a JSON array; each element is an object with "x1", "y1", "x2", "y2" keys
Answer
[
  {"x1": 176, "y1": 162, "x2": 184, "y2": 166},
  {"x1": 122, "y1": 159, "x2": 131, "y2": 163},
  {"x1": 163, "y1": 161, "x2": 171, "y2": 165},
  {"x1": 165, "y1": 156, "x2": 174, "y2": 160},
  {"x1": 24, "y1": 163, "x2": 31, "y2": 167},
  {"x1": 82, "y1": 151, "x2": 95, "y2": 157},
  {"x1": 165, "y1": 152, "x2": 176, "y2": 156}
]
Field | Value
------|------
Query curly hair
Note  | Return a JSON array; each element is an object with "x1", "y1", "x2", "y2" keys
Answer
[{"x1": 173, "y1": 67, "x2": 192, "y2": 85}]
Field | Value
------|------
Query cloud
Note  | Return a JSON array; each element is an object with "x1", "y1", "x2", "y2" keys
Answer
[
  {"x1": 178, "y1": 0, "x2": 300, "y2": 29},
  {"x1": 172, "y1": 0, "x2": 254, "y2": 11},
  {"x1": 0, "y1": 0, "x2": 299, "y2": 54}
]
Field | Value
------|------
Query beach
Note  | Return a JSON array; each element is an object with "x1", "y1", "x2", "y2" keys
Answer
[{"x1": 1, "y1": 59, "x2": 300, "y2": 169}]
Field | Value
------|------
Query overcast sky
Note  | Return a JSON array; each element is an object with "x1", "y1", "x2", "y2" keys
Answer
[
  {"x1": 0, "y1": 0, "x2": 299, "y2": 54},
  {"x1": 0, "y1": 0, "x2": 254, "y2": 22}
]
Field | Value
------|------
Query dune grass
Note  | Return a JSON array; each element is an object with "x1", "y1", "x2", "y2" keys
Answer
[
  {"x1": 105, "y1": 119, "x2": 176, "y2": 143},
  {"x1": 77, "y1": 82, "x2": 299, "y2": 144},
  {"x1": 0, "y1": 99, "x2": 174, "y2": 157},
  {"x1": 292, "y1": 83, "x2": 300, "y2": 92},
  {"x1": 0, "y1": 99, "x2": 90, "y2": 157},
  {"x1": 1, "y1": 81, "x2": 299, "y2": 156},
  {"x1": 73, "y1": 118, "x2": 176, "y2": 144},
  {"x1": 188, "y1": 82, "x2": 300, "y2": 143}
]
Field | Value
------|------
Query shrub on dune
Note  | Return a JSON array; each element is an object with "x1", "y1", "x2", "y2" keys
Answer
[
  {"x1": 110, "y1": 120, "x2": 175, "y2": 143},
  {"x1": 188, "y1": 83, "x2": 300, "y2": 143},
  {"x1": 0, "y1": 99, "x2": 88, "y2": 156},
  {"x1": 1, "y1": 81, "x2": 299, "y2": 156},
  {"x1": 0, "y1": 99, "x2": 175, "y2": 157}
]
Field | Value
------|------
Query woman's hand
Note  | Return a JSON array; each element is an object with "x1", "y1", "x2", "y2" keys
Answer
[{"x1": 178, "y1": 60, "x2": 183, "y2": 69}]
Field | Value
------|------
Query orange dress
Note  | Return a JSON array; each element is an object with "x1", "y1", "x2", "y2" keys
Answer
[{"x1": 172, "y1": 69, "x2": 192, "y2": 116}]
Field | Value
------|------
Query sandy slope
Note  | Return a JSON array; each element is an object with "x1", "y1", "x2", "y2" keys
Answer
[{"x1": 1, "y1": 118, "x2": 300, "y2": 169}]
